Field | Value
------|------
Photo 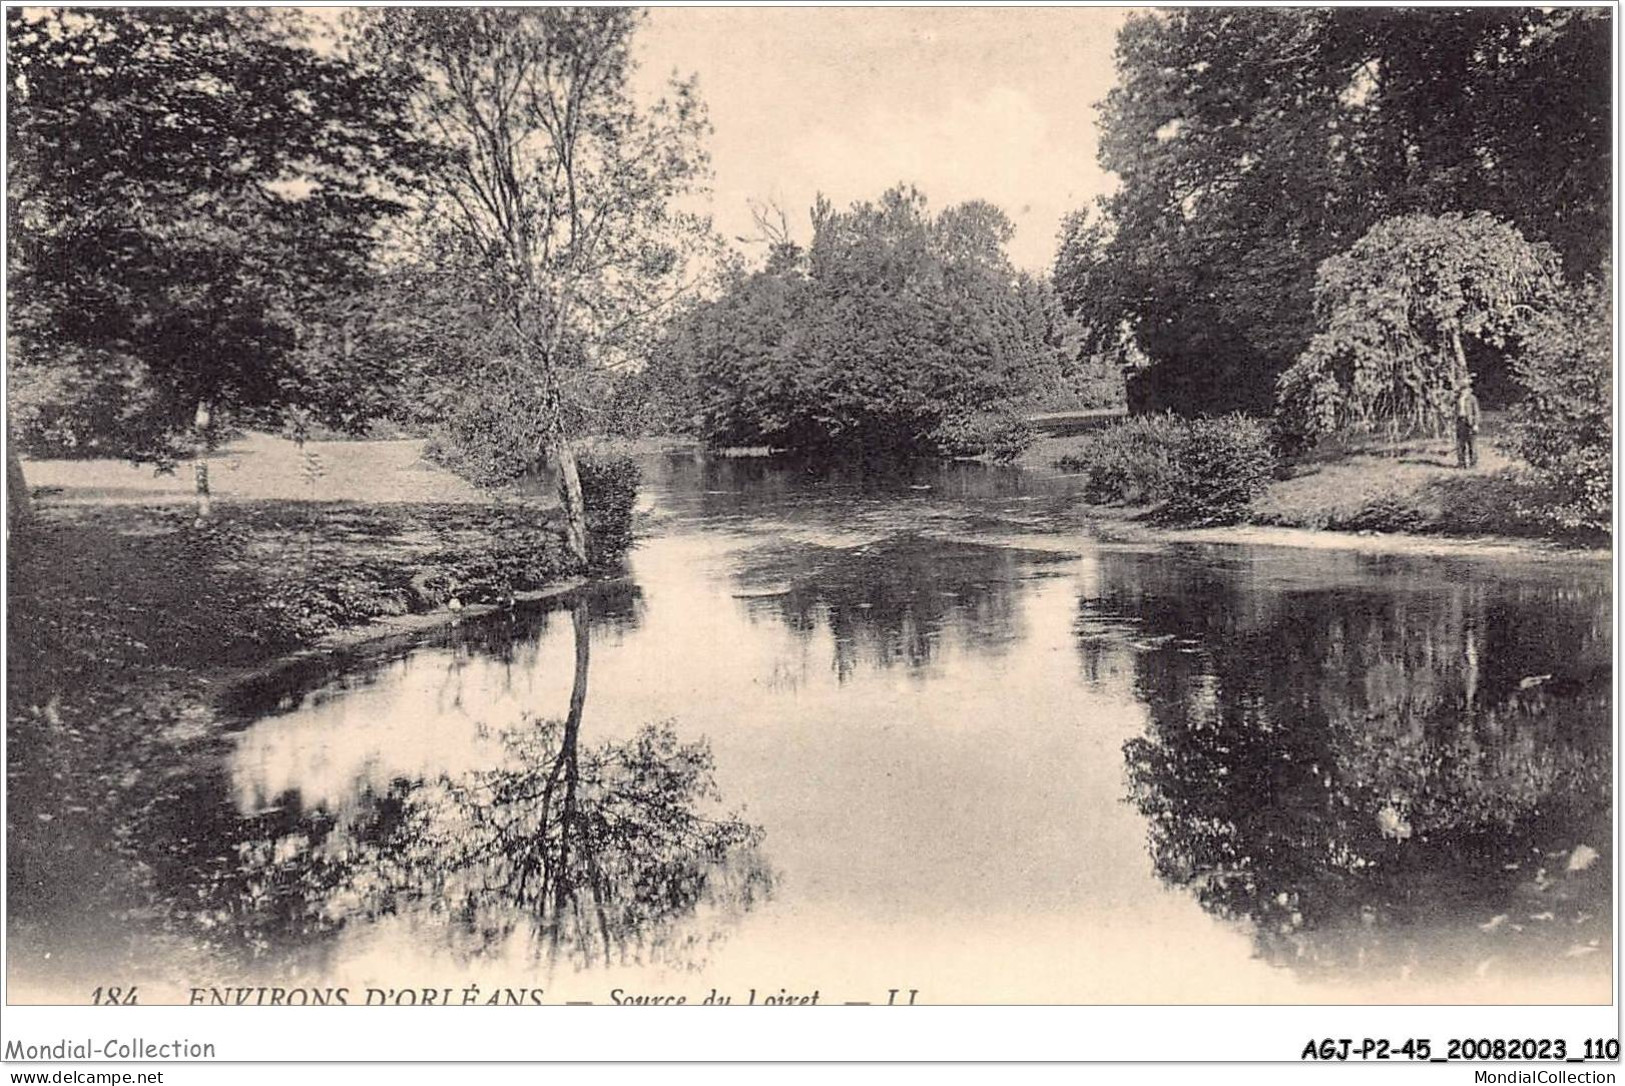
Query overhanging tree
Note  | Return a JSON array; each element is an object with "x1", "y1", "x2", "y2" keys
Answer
[
  {"x1": 1505, "y1": 272, "x2": 1612, "y2": 535},
  {"x1": 360, "y1": 9, "x2": 712, "y2": 566},
  {"x1": 7, "y1": 8, "x2": 425, "y2": 516}
]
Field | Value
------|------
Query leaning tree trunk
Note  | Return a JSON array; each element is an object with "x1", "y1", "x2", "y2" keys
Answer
[
  {"x1": 531, "y1": 330, "x2": 589, "y2": 570},
  {"x1": 7, "y1": 433, "x2": 34, "y2": 536},
  {"x1": 552, "y1": 434, "x2": 589, "y2": 570},
  {"x1": 192, "y1": 399, "x2": 213, "y2": 521}
]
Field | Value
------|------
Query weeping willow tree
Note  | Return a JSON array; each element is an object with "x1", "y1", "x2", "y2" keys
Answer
[{"x1": 1276, "y1": 212, "x2": 1561, "y2": 443}]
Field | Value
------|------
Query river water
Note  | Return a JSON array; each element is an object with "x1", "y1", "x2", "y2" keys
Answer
[{"x1": 21, "y1": 452, "x2": 1615, "y2": 1004}]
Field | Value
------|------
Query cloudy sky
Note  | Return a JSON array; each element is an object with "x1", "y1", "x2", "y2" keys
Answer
[{"x1": 635, "y1": 8, "x2": 1130, "y2": 272}]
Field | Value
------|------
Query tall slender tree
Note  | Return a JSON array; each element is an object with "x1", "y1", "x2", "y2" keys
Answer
[{"x1": 360, "y1": 9, "x2": 712, "y2": 565}]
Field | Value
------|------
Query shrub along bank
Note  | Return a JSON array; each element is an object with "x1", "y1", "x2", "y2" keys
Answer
[
  {"x1": 1053, "y1": 412, "x2": 1604, "y2": 545},
  {"x1": 255, "y1": 451, "x2": 640, "y2": 642},
  {"x1": 1056, "y1": 413, "x2": 1275, "y2": 526}
]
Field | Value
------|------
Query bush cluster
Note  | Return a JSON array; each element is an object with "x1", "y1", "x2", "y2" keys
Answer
[
  {"x1": 260, "y1": 570, "x2": 411, "y2": 643},
  {"x1": 1506, "y1": 275, "x2": 1611, "y2": 536},
  {"x1": 1057, "y1": 413, "x2": 1276, "y2": 525},
  {"x1": 1161, "y1": 415, "x2": 1278, "y2": 526},
  {"x1": 933, "y1": 410, "x2": 1034, "y2": 464},
  {"x1": 432, "y1": 525, "x2": 575, "y2": 604},
  {"x1": 1055, "y1": 413, "x2": 1187, "y2": 504},
  {"x1": 1322, "y1": 494, "x2": 1431, "y2": 534}
]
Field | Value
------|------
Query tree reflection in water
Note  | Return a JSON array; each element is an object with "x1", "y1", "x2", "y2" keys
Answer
[
  {"x1": 659, "y1": 452, "x2": 1054, "y2": 523},
  {"x1": 1085, "y1": 549, "x2": 1611, "y2": 981},
  {"x1": 142, "y1": 599, "x2": 770, "y2": 976},
  {"x1": 734, "y1": 535, "x2": 1054, "y2": 681},
  {"x1": 343, "y1": 603, "x2": 773, "y2": 970}
]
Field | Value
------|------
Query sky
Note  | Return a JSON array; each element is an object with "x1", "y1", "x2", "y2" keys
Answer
[{"x1": 634, "y1": 8, "x2": 1131, "y2": 272}]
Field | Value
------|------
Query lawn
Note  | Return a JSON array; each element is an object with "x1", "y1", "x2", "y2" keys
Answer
[
  {"x1": 1037, "y1": 410, "x2": 1600, "y2": 546},
  {"x1": 21, "y1": 431, "x2": 495, "y2": 507},
  {"x1": 1249, "y1": 413, "x2": 1565, "y2": 538}
]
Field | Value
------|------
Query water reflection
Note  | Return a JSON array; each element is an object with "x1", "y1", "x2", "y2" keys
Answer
[
  {"x1": 1085, "y1": 549, "x2": 1611, "y2": 982},
  {"x1": 338, "y1": 604, "x2": 771, "y2": 970},
  {"x1": 654, "y1": 451, "x2": 1076, "y2": 526},
  {"x1": 13, "y1": 448, "x2": 1611, "y2": 1004},
  {"x1": 224, "y1": 584, "x2": 646, "y2": 817},
  {"x1": 138, "y1": 600, "x2": 769, "y2": 975},
  {"x1": 732, "y1": 536, "x2": 1066, "y2": 681}
]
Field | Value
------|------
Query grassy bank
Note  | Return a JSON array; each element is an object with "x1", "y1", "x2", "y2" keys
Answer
[
  {"x1": 1248, "y1": 416, "x2": 1576, "y2": 539},
  {"x1": 1036, "y1": 411, "x2": 1608, "y2": 550},
  {"x1": 8, "y1": 435, "x2": 624, "y2": 724},
  {"x1": 6, "y1": 435, "x2": 621, "y2": 982}
]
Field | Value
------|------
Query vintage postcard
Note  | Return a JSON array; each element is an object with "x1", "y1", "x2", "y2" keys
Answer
[{"x1": 2, "y1": 2, "x2": 1614, "y2": 1068}]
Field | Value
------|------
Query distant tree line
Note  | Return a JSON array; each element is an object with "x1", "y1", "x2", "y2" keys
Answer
[
  {"x1": 6, "y1": 7, "x2": 1118, "y2": 528},
  {"x1": 638, "y1": 187, "x2": 1099, "y2": 461}
]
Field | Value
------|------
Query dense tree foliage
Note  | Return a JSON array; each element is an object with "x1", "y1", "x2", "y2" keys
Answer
[
  {"x1": 7, "y1": 9, "x2": 425, "y2": 494},
  {"x1": 1057, "y1": 8, "x2": 1610, "y2": 415},
  {"x1": 1506, "y1": 274, "x2": 1613, "y2": 535},
  {"x1": 1276, "y1": 212, "x2": 1561, "y2": 441},
  {"x1": 656, "y1": 188, "x2": 1071, "y2": 460},
  {"x1": 1054, "y1": 413, "x2": 1274, "y2": 525}
]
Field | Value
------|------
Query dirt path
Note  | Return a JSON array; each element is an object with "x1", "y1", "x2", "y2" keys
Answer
[{"x1": 21, "y1": 432, "x2": 496, "y2": 506}]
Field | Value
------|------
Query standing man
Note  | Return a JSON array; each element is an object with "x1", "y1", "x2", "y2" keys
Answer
[{"x1": 1454, "y1": 381, "x2": 1481, "y2": 469}]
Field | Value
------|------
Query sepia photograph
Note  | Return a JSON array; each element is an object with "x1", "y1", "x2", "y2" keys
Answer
[{"x1": 1, "y1": 0, "x2": 1614, "y2": 1050}]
